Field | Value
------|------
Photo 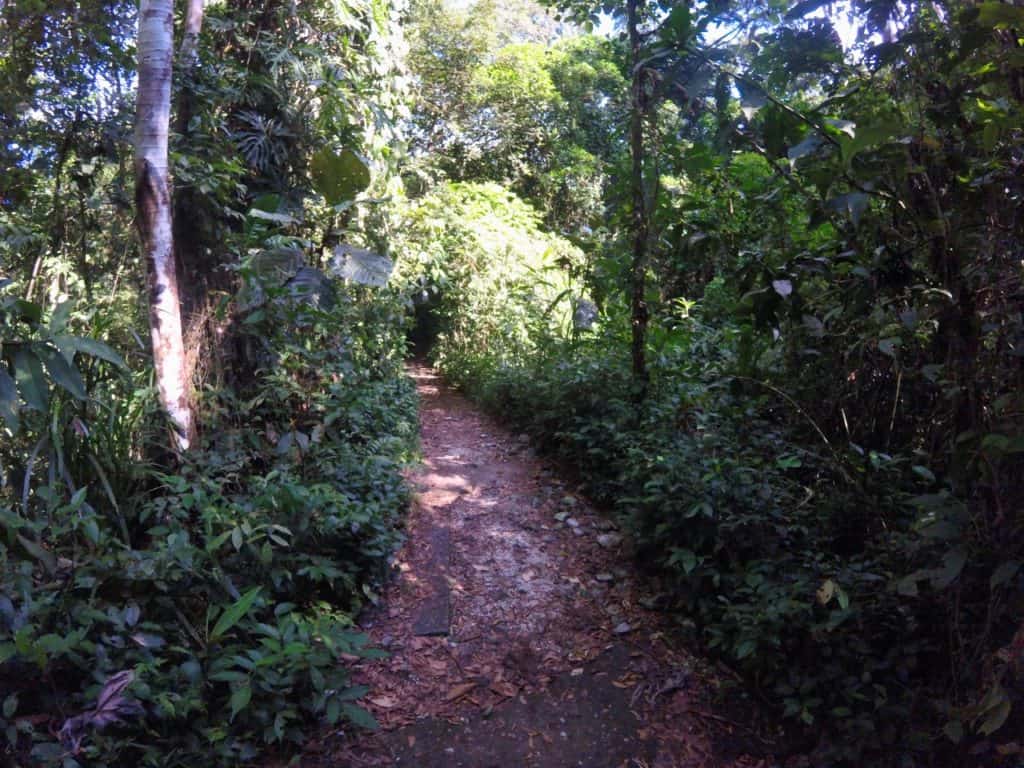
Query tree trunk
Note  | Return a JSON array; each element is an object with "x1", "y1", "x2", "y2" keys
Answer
[
  {"x1": 180, "y1": 0, "x2": 204, "y2": 65},
  {"x1": 627, "y1": 0, "x2": 649, "y2": 398},
  {"x1": 173, "y1": 0, "x2": 208, "y2": 322},
  {"x1": 136, "y1": 0, "x2": 194, "y2": 451}
]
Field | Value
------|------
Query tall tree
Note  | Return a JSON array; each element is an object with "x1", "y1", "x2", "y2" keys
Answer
[
  {"x1": 136, "y1": 0, "x2": 194, "y2": 450},
  {"x1": 541, "y1": 0, "x2": 658, "y2": 394},
  {"x1": 626, "y1": 0, "x2": 649, "y2": 395},
  {"x1": 173, "y1": 0, "x2": 208, "y2": 321}
]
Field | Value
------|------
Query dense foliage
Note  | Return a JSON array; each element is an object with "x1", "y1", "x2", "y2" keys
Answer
[
  {"x1": 2, "y1": 0, "x2": 415, "y2": 764},
  {"x1": 397, "y1": 0, "x2": 1024, "y2": 764},
  {"x1": 3, "y1": 0, "x2": 1023, "y2": 765},
  {"x1": 393, "y1": 182, "x2": 587, "y2": 367}
]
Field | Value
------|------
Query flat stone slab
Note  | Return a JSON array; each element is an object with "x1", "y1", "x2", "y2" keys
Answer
[
  {"x1": 413, "y1": 525, "x2": 452, "y2": 637},
  {"x1": 412, "y1": 590, "x2": 451, "y2": 637}
]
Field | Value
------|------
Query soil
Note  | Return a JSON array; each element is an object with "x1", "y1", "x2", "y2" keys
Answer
[{"x1": 304, "y1": 364, "x2": 774, "y2": 768}]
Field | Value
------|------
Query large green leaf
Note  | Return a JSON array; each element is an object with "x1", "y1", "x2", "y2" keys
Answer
[
  {"x1": 931, "y1": 548, "x2": 967, "y2": 590},
  {"x1": 11, "y1": 299, "x2": 42, "y2": 324},
  {"x1": 247, "y1": 208, "x2": 298, "y2": 226},
  {"x1": 787, "y1": 134, "x2": 824, "y2": 161},
  {"x1": 738, "y1": 82, "x2": 767, "y2": 120},
  {"x1": 211, "y1": 587, "x2": 261, "y2": 640},
  {"x1": 16, "y1": 534, "x2": 57, "y2": 575},
  {"x1": 0, "y1": 366, "x2": 18, "y2": 431},
  {"x1": 49, "y1": 300, "x2": 74, "y2": 334},
  {"x1": 662, "y1": 3, "x2": 691, "y2": 46},
  {"x1": 341, "y1": 702, "x2": 379, "y2": 730},
  {"x1": 827, "y1": 192, "x2": 869, "y2": 227},
  {"x1": 38, "y1": 346, "x2": 87, "y2": 400},
  {"x1": 310, "y1": 148, "x2": 371, "y2": 205},
  {"x1": 976, "y1": 2, "x2": 1024, "y2": 28},
  {"x1": 330, "y1": 244, "x2": 394, "y2": 287},
  {"x1": 13, "y1": 347, "x2": 47, "y2": 411},
  {"x1": 785, "y1": 0, "x2": 830, "y2": 19},
  {"x1": 54, "y1": 335, "x2": 128, "y2": 370},
  {"x1": 229, "y1": 684, "x2": 252, "y2": 720}
]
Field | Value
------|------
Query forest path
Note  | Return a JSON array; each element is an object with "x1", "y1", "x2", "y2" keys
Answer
[{"x1": 313, "y1": 364, "x2": 765, "y2": 768}]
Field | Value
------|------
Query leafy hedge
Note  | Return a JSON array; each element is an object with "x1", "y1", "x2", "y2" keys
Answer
[
  {"x1": 398, "y1": 181, "x2": 1022, "y2": 764},
  {"x1": 1, "y1": 284, "x2": 416, "y2": 766}
]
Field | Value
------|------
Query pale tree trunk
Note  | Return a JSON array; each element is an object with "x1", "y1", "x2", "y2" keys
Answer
[
  {"x1": 136, "y1": 0, "x2": 194, "y2": 451},
  {"x1": 180, "y1": 0, "x2": 204, "y2": 65}
]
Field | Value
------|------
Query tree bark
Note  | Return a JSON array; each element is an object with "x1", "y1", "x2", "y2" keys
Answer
[
  {"x1": 627, "y1": 0, "x2": 649, "y2": 398},
  {"x1": 180, "y1": 0, "x2": 204, "y2": 65},
  {"x1": 173, "y1": 0, "x2": 208, "y2": 321},
  {"x1": 136, "y1": 0, "x2": 194, "y2": 451}
]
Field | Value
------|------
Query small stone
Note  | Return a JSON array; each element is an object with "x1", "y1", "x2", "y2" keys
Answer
[
  {"x1": 613, "y1": 622, "x2": 632, "y2": 635},
  {"x1": 595, "y1": 572, "x2": 614, "y2": 583},
  {"x1": 596, "y1": 533, "x2": 624, "y2": 549},
  {"x1": 572, "y1": 527, "x2": 585, "y2": 537},
  {"x1": 554, "y1": 511, "x2": 570, "y2": 522},
  {"x1": 565, "y1": 517, "x2": 580, "y2": 528},
  {"x1": 595, "y1": 518, "x2": 618, "y2": 531}
]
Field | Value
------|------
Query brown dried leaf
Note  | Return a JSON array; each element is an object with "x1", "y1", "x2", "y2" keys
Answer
[
  {"x1": 368, "y1": 695, "x2": 398, "y2": 709},
  {"x1": 445, "y1": 681, "x2": 478, "y2": 702}
]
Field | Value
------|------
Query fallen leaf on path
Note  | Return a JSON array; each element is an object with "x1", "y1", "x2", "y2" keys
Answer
[
  {"x1": 489, "y1": 680, "x2": 518, "y2": 698},
  {"x1": 613, "y1": 673, "x2": 641, "y2": 688},
  {"x1": 368, "y1": 696, "x2": 398, "y2": 709},
  {"x1": 445, "y1": 681, "x2": 478, "y2": 702},
  {"x1": 424, "y1": 658, "x2": 448, "y2": 675}
]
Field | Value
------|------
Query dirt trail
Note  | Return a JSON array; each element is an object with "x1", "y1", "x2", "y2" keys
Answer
[{"x1": 310, "y1": 365, "x2": 767, "y2": 768}]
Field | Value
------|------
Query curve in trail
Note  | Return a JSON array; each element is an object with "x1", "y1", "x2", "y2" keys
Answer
[{"x1": 315, "y1": 365, "x2": 767, "y2": 768}]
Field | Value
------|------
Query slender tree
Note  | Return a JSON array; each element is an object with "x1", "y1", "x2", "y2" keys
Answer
[
  {"x1": 626, "y1": 0, "x2": 649, "y2": 397},
  {"x1": 173, "y1": 0, "x2": 209, "y2": 320},
  {"x1": 180, "y1": 0, "x2": 205, "y2": 64},
  {"x1": 136, "y1": 0, "x2": 194, "y2": 450}
]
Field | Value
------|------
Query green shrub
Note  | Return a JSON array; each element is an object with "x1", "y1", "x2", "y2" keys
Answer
[
  {"x1": 0, "y1": 281, "x2": 416, "y2": 766},
  {"x1": 412, "y1": 238, "x2": 1012, "y2": 762}
]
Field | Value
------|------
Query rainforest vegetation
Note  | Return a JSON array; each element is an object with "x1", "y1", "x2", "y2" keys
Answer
[{"x1": 1, "y1": 0, "x2": 1022, "y2": 764}]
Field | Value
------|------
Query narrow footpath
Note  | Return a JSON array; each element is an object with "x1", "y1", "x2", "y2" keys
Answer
[{"x1": 311, "y1": 365, "x2": 769, "y2": 768}]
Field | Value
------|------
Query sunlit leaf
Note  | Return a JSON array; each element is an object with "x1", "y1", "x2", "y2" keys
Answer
[
  {"x1": 787, "y1": 135, "x2": 823, "y2": 161},
  {"x1": 772, "y1": 279, "x2": 793, "y2": 297},
  {"x1": 976, "y1": 2, "x2": 1024, "y2": 28},
  {"x1": 310, "y1": 148, "x2": 371, "y2": 205},
  {"x1": 330, "y1": 244, "x2": 394, "y2": 287},
  {"x1": 211, "y1": 587, "x2": 261, "y2": 640}
]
